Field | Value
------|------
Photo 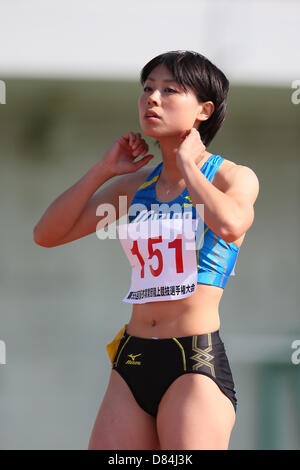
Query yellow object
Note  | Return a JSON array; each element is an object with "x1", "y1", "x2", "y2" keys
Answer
[{"x1": 106, "y1": 324, "x2": 128, "y2": 364}]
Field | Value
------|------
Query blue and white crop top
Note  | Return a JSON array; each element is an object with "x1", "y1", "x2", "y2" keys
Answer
[{"x1": 127, "y1": 154, "x2": 239, "y2": 289}]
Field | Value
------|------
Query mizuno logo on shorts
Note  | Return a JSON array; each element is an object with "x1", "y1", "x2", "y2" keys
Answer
[{"x1": 126, "y1": 353, "x2": 142, "y2": 365}]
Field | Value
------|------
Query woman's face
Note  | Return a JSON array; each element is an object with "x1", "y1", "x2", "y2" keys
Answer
[{"x1": 138, "y1": 64, "x2": 203, "y2": 140}]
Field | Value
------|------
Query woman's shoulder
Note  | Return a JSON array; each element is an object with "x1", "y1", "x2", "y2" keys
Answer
[
  {"x1": 214, "y1": 156, "x2": 259, "y2": 194},
  {"x1": 126, "y1": 164, "x2": 157, "y2": 186},
  {"x1": 213, "y1": 155, "x2": 260, "y2": 207},
  {"x1": 117, "y1": 164, "x2": 157, "y2": 201}
]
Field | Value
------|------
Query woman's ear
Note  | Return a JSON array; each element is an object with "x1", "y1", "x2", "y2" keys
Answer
[{"x1": 196, "y1": 101, "x2": 215, "y2": 123}]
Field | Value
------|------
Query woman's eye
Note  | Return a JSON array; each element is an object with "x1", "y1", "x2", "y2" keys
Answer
[{"x1": 143, "y1": 87, "x2": 177, "y2": 93}]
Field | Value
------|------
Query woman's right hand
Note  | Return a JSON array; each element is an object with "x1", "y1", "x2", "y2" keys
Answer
[{"x1": 101, "y1": 132, "x2": 154, "y2": 176}]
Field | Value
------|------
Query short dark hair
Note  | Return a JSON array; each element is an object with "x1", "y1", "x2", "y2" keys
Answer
[{"x1": 140, "y1": 50, "x2": 229, "y2": 148}]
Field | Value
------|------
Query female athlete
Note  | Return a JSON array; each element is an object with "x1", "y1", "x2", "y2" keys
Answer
[{"x1": 34, "y1": 50, "x2": 259, "y2": 450}]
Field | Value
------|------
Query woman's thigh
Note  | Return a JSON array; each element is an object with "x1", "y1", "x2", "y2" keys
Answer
[
  {"x1": 156, "y1": 373, "x2": 236, "y2": 450},
  {"x1": 88, "y1": 369, "x2": 160, "y2": 450}
]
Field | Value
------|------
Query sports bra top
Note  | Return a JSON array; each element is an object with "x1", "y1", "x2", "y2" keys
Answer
[{"x1": 127, "y1": 154, "x2": 239, "y2": 290}]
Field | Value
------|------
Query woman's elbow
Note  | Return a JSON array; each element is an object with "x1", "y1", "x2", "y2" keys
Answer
[
  {"x1": 221, "y1": 209, "x2": 254, "y2": 243},
  {"x1": 33, "y1": 227, "x2": 54, "y2": 248}
]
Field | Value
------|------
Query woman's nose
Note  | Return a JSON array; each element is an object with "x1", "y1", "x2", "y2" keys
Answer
[{"x1": 148, "y1": 90, "x2": 160, "y2": 105}]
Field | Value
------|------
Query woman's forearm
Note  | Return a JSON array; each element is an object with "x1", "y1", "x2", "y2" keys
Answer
[{"x1": 33, "y1": 160, "x2": 114, "y2": 244}]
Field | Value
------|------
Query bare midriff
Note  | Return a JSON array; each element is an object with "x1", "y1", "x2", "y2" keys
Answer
[{"x1": 127, "y1": 284, "x2": 222, "y2": 338}]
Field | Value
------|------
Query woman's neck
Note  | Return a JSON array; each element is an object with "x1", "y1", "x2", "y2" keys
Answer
[{"x1": 158, "y1": 137, "x2": 212, "y2": 185}]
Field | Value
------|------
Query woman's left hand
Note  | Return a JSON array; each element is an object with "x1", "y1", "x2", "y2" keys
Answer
[{"x1": 176, "y1": 128, "x2": 206, "y2": 170}]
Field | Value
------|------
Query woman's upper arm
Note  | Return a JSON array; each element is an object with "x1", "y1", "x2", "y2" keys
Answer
[
  {"x1": 221, "y1": 164, "x2": 260, "y2": 237},
  {"x1": 40, "y1": 167, "x2": 154, "y2": 247},
  {"x1": 224, "y1": 165, "x2": 260, "y2": 204}
]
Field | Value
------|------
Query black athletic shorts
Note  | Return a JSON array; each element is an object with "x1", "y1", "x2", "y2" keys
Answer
[{"x1": 112, "y1": 329, "x2": 237, "y2": 417}]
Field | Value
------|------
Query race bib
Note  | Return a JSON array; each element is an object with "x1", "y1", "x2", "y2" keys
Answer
[{"x1": 117, "y1": 218, "x2": 199, "y2": 304}]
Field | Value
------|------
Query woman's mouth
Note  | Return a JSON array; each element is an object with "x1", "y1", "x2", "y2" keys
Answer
[
  {"x1": 144, "y1": 116, "x2": 160, "y2": 121},
  {"x1": 144, "y1": 109, "x2": 161, "y2": 121}
]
